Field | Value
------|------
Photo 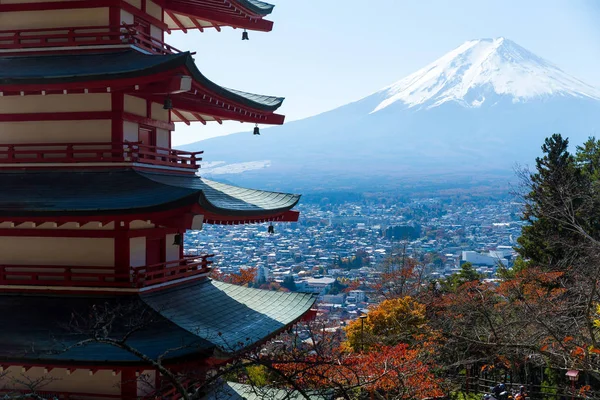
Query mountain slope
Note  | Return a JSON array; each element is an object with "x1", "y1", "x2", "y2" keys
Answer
[{"x1": 181, "y1": 38, "x2": 600, "y2": 191}]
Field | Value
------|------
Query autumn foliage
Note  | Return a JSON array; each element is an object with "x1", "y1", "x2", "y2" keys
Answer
[
  {"x1": 345, "y1": 296, "x2": 428, "y2": 352},
  {"x1": 269, "y1": 331, "x2": 444, "y2": 399},
  {"x1": 211, "y1": 267, "x2": 257, "y2": 286}
]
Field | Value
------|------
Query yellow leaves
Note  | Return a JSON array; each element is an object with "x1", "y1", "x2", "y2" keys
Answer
[
  {"x1": 344, "y1": 296, "x2": 429, "y2": 352},
  {"x1": 589, "y1": 347, "x2": 600, "y2": 355},
  {"x1": 594, "y1": 304, "x2": 600, "y2": 329}
]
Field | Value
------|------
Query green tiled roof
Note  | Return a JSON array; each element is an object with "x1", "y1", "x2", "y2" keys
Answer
[
  {"x1": 0, "y1": 50, "x2": 284, "y2": 112},
  {"x1": 0, "y1": 280, "x2": 315, "y2": 365},
  {"x1": 203, "y1": 382, "x2": 329, "y2": 400},
  {"x1": 0, "y1": 169, "x2": 300, "y2": 218},
  {"x1": 240, "y1": 0, "x2": 276, "y2": 15},
  {"x1": 142, "y1": 281, "x2": 315, "y2": 354}
]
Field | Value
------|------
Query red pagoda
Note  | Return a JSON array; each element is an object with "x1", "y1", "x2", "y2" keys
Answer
[{"x1": 0, "y1": 1, "x2": 314, "y2": 398}]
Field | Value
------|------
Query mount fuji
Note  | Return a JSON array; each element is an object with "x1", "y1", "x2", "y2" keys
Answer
[{"x1": 182, "y1": 38, "x2": 600, "y2": 191}]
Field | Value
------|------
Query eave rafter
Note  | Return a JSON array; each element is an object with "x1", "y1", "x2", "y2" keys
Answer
[
  {"x1": 165, "y1": 94, "x2": 284, "y2": 125},
  {"x1": 163, "y1": 1, "x2": 274, "y2": 32}
]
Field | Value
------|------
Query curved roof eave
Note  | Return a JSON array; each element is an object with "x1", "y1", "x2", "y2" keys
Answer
[
  {"x1": 0, "y1": 50, "x2": 284, "y2": 113},
  {"x1": 0, "y1": 280, "x2": 315, "y2": 364},
  {"x1": 0, "y1": 169, "x2": 300, "y2": 219},
  {"x1": 181, "y1": 53, "x2": 284, "y2": 112}
]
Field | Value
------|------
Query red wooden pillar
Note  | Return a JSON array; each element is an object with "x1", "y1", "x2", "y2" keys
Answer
[
  {"x1": 111, "y1": 93, "x2": 124, "y2": 143},
  {"x1": 121, "y1": 369, "x2": 137, "y2": 400},
  {"x1": 114, "y1": 227, "x2": 130, "y2": 282},
  {"x1": 179, "y1": 231, "x2": 184, "y2": 259}
]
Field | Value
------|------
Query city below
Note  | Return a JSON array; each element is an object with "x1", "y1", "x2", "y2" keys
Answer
[{"x1": 185, "y1": 194, "x2": 522, "y2": 328}]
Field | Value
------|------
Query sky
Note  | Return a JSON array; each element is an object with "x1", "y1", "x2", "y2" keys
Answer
[{"x1": 170, "y1": 0, "x2": 600, "y2": 146}]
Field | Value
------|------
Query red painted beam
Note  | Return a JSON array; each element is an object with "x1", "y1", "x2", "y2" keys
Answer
[
  {"x1": 190, "y1": 17, "x2": 205, "y2": 32},
  {"x1": 190, "y1": 112, "x2": 207, "y2": 125},
  {"x1": 165, "y1": 9, "x2": 188, "y2": 33},
  {"x1": 111, "y1": 93, "x2": 124, "y2": 143},
  {"x1": 0, "y1": 0, "x2": 116, "y2": 12},
  {"x1": 122, "y1": 112, "x2": 175, "y2": 131},
  {"x1": 0, "y1": 204, "x2": 198, "y2": 227},
  {"x1": 134, "y1": 75, "x2": 192, "y2": 95},
  {"x1": 164, "y1": 96, "x2": 285, "y2": 125},
  {"x1": 0, "y1": 70, "x2": 177, "y2": 94},
  {"x1": 171, "y1": 109, "x2": 190, "y2": 125}
]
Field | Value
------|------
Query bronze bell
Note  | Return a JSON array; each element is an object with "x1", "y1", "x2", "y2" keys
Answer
[
  {"x1": 253, "y1": 125, "x2": 260, "y2": 135},
  {"x1": 268, "y1": 224, "x2": 274, "y2": 234},
  {"x1": 172, "y1": 233, "x2": 182, "y2": 245},
  {"x1": 242, "y1": 30, "x2": 249, "y2": 40}
]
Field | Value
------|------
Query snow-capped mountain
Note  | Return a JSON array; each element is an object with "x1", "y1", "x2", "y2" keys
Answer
[
  {"x1": 372, "y1": 38, "x2": 600, "y2": 112},
  {"x1": 182, "y1": 38, "x2": 600, "y2": 191}
]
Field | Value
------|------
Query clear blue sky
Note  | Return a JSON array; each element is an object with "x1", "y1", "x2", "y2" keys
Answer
[{"x1": 170, "y1": 0, "x2": 600, "y2": 145}]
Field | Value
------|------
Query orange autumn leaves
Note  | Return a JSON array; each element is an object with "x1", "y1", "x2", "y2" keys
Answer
[{"x1": 211, "y1": 267, "x2": 257, "y2": 286}]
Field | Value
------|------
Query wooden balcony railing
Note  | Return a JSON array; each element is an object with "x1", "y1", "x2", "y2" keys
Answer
[
  {"x1": 0, "y1": 255, "x2": 213, "y2": 289},
  {"x1": 131, "y1": 254, "x2": 214, "y2": 288},
  {"x1": 0, "y1": 24, "x2": 182, "y2": 55},
  {"x1": 0, "y1": 141, "x2": 204, "y2": 170}
]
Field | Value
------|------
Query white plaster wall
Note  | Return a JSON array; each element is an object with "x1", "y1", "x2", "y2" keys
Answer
[
  {"x1": 151, "y1": 102, "x2": 170, "y2": 122},
  {"x1": 0, "y1": 367, "x2": 121, "y2": 396},
  {"x1": 150, "y1": 24, "x2": 162, "y2": 40},
  {"x1": 0, "y1": 120, "x2": 110, "y2": 144},
  {"x1": 156, "y1": 128, "x2": 169, "y2": 151},
  {"x1": 124, "y1": 0, "x2": 142, "y2": 8},
  {"x1": 165, "y1": 234, "x2": 180, "y2": 262},
  {"x1": 120, "y1": 9, "x2": 135, "y2": 25},
  {"x1": 0, "y1": 94, "x2": 111, "y2": 114},
  {"x1": 0, "y1": 237, "x2": 114, "y2": 267},
  {"x1": 123, "y1": 120, "x2": 139, "y2": 143},
  {"x1": 146, "y1": 0, "x2": 162, "y2": 20},
  {"x1": 130, "y1": 237, "x2": 146, "y2": 267},
  {"x1": 0, "y1": 8, "x2": 109, "y2": 30},
  {"x1": 124, "y1": 95, "x2": 147, "y2": 117}
]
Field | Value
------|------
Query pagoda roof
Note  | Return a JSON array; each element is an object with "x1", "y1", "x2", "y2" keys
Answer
[
  {"x1": 0, "y1": 50, "x2": 284, "y2": 112},
  {"x1": 204, "y1": 382, "x2": 329, "y2": 400},
  {"x1": 0, "y1": 280, "x2": 315, "y2": 365},
  {"x1": 0, "y1": 169, "x2": 299, "y2": 221}
]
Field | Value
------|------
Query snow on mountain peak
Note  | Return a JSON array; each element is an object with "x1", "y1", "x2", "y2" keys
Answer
[{"x1": 372, "y1": 37, "x2": 600, "y2": 113}]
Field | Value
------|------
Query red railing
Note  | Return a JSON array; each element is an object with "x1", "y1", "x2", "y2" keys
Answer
[
  {"x1": 0, "y1": 255, "x2": 213, "y2": 289},
  {"x1": 0, "y1": 24, "x2": 181, "y2": 55},
  {"x1": 0, "y1": 141, "x2": 204, "y2": 170},
  {"x1": 131, "y1": 254, "x2": 214, "y2": 288}
]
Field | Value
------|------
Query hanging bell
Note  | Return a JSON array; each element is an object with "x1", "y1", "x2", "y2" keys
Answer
[
  {"x1": 253, "y1": 124, "x2": 260, "y2": 135},
  {"x1": 172, "y1": 233, "x2": 182, "y2": 246},
  {"x1": 268, "y1": 224, "x2": 274, "y2": 234},
  {"x1": 242, "y1": 30, "x2": 249, "y2": 41},
  {"x1": 163, "y1": 96, "x2": 173, "y2": 110}
]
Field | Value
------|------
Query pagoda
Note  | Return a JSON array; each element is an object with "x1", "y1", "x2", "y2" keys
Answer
[{"x1": 0, "y1": 1, "x2": 314, "y2": 398}]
